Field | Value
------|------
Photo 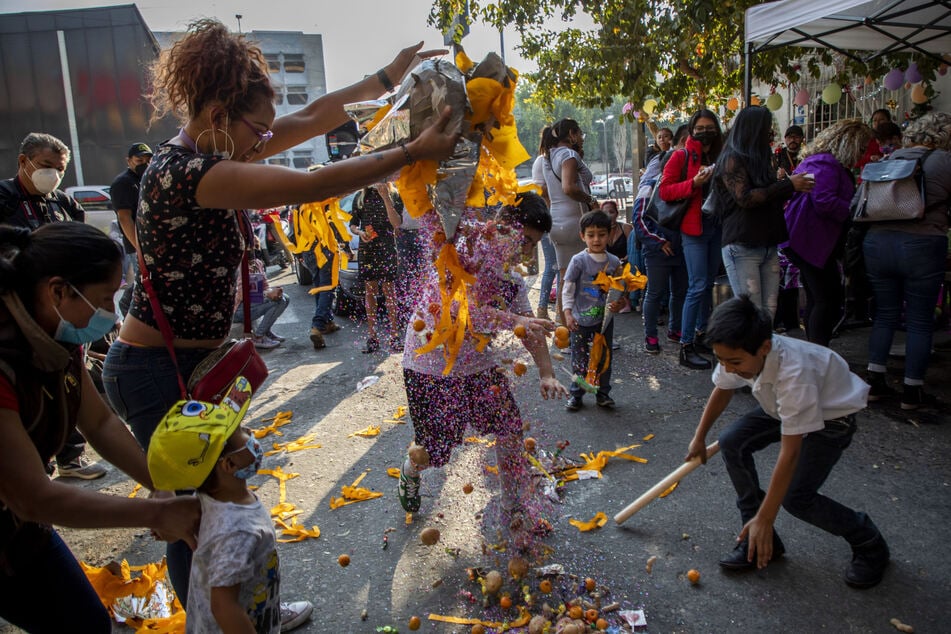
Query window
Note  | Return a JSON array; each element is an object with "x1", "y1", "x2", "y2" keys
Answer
[
  {"x1": 265, "y1": 54, "x2": 280, "y2": 74},
  {"x1": 283, "y1": 54, "x2": 305, "y2": 73},
  {"x1": 286, "y1": 85, "x2": 308, "y2": 106},
  {"x1": 267, "y1": 156, "x2": 290, "y2": 167},
  {"x1": 293, "y1": 151, "x2": 312, "y2": 169}
]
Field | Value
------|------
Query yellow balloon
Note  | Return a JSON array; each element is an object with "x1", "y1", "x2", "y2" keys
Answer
[
  {"x1": 821, "y1": 83, "x2": 842, "y2": 104},
  {"x1": 766, "y1": 93, "x2": 783, "y2": 111},
  {"x1": 643, "y1": 99, "x2": 657, "y2": 115},
  {"x1": 910, "y1": 82, "x2": 928, "y2": 104}
]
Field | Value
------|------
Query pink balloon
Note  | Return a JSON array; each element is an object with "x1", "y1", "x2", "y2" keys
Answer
[
  {"x1": 884, "y1": 68, "x2": 904, "y2": 91},
  {"x1": 793, "y1": 88, "x2": 810, "y2": 106}
]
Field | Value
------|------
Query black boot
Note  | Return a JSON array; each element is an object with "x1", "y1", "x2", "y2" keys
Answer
[
  {"x1": 694, "y1": 331, "x2": 714, "y2": 355},
  {"x1": 680, "y1": 343, "x2": 711, "y2": 370},
  {"x1": 719, "y1": 531, "x2": 786, "y2": 570},
  {"x1": 845, "y1": 534, "x2": 889, "y2": 588},
  {"x1": 866, "y1": 372, "x2": 895, "y2": 402}
]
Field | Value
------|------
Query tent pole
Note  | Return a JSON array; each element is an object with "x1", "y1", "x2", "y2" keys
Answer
[{"x1": 744, "y1": 41, "x2": 753, "y2": 105}]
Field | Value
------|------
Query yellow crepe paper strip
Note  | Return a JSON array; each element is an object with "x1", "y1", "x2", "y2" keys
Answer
[
  {"x1": 386, "y1": 467, "x2": 401, "y2": 478},
  {"x1": 364, "y1": 102, "x2": 392, "y2": 132},
  {"x1": 329, "y1": 470, "x2": 383, "y2": 510},
  {"x1": 559, "y1": 444, "x2": 647, "y2": 481},
  {"x1": 569, "y1": 511, "x2": 608, "y2": 532},
  {"x1": 273, "y1": 201, "x2": 352, "y2": 294},
  {"x1": 464, "y1": 436, "x2": 496, "y2": 446},
  {"x1": 455, "y1": 49, "x2": 475, "y2": 74},
  {"x1": 128, "y1": 483, "x2": 142, "y2": 498},
  {"x1": 484, "y1": 465, "x2": 499, "y2": 475},
  {"x1": 270, "y1": 502, "x2": 302, "y2": 521},
  {"x1": 81, "y1": 559, "x2": 170, "y2": 603},
  {"x1": 349, "y1": 424, "x2": 381, "y2": 438},
  {"x1": 392, "y1": 405, "x2": 407, "y2": 419},
  {"x1": 265, "y1": 433, "x2": 321, "y2": 456},
  {"x1": 396, "y1": 160, "x2": 439, "y2": 219},
  {"x1": 429, "y1": 606, "x2": 531, "y2": 630},
  {"x1": 643, "y1": 433, "x2": 655, "y2": 441},
  {"x1": 274, "y1": 517, "x2": 321, "y2": 543},
  {"x1": 259, "y1": 467, "x2": 299, "y2": 503},
  {"x1": 252, "y1": 411, "x2": 293, "y2": 439},
  {"x1": 658, "y1": 481, "x2": 680, "y2": 498},
  {"x1": 132, "y1": 611, "x2": 186, "y2": 633}
]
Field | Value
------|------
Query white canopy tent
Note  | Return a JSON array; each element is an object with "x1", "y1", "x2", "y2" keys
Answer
[{"x1": 744, "y1": 0, "x2": 951, "y2": 98}]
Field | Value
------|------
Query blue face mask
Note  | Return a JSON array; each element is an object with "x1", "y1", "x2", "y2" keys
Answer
[
  {"x1": 53, "y1": 284, "x2": 117, "y2": 345},
  {"x1": 232, "y1": 435, "x2": 263, "y2": 480}
]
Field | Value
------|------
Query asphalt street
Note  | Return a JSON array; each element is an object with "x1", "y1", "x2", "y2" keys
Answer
[{"x1": 31, "y1": 265, "x2": 951, "y2": 633}]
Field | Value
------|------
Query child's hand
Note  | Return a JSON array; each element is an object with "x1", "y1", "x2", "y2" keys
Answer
[
  {"x1": 739, "y1": 516, "x2": 775, "y2": 569},
  {"x1": 564, "y1": 312, "x2": 579, "y2": 331},
  {"x1": 539, "y1": 376, "x2": 568, "y2": 400},
  {"x1": 685, "y1": 437, "x2": 709, "y2": 464},
  {"x1": 608, "y1": 299, "x2": 625, "y2": 313}
]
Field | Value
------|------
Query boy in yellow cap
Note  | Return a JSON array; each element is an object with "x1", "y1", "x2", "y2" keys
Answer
[{"x1": 148, "y1": 377, "x2": 312, "y2": 632}]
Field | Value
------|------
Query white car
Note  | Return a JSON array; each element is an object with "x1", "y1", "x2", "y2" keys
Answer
[
  {"x1": 590, "y1": 177, "x2": 609, "y2": 198},
  {"x1": 606, "y1": 177, "x2": 634, "y2": 199},
  {"x1": 65, "y1": 185, "x2": 114, "y2": 234}
]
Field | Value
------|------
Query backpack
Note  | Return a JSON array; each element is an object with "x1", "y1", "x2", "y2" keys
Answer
[
  {"x1": 852, "y1": 150, "x2": 934, "y2": 223},
  {"x1": 644, "y1": 148, "x2": 689, "y2": 228}
]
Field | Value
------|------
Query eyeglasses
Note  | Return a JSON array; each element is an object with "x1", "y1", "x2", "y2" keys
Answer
[
  {"x1": 240, "y1": 117, "x2": 274, "y2": 153},
  {"x1": 693, "y1": 126, "x2": 718, "y2": 133}
]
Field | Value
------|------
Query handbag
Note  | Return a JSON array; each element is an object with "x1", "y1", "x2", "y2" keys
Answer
[
  {"x1": 137, "y1": 212, "x2": 268, "y2": 403},
  {"x1": 852, "y1": 150, "x2": 933, "y2": 223},
  {"x1": 701, "y1": 179, "x2": 720, "y2": 218},
  {"x1": 645, "y1": 148, "x2": 690, "y2": 229}
]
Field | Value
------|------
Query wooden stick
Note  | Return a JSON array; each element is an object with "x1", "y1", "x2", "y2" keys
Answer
[{"x1": 614, "y1": 441, "x2": 720, "y2": 525}]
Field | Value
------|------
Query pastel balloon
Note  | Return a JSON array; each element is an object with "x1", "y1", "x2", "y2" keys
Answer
[
  {"x1": 643, "y1": 99, "x2": 657, "y2": 115},
  {"x1": 905, "y1": 63, "x2": 922, "y2": 84},
  {"x1": 766, "y1": 93, "x2": 783, "y2": 111},
  {"x1": 910, "y1": 83, "x2": 928, "y2": 104},
  {"x1": 884, "y1": 68, "x2": 904, "y2": 91},
  {"x1": 726, "y1": 97, "x2": 739, "y2": 110},
  {"x1": 821, "y1": 83, "x2": 842, "y2": 104},
  {"x1": 793, "y1": 89, "x2": 810, "y2": 106}
]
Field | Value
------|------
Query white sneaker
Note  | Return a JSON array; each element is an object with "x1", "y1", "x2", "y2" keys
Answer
[
  {"x1": 57, "y1": 456, "x2": 108, "y2": 480},
  {"x1": 253, "y1": 335, "x2": 280, "y2": 350},
  {"x1": 280, "y1": 601, "x2": 313, "y2": 631}
]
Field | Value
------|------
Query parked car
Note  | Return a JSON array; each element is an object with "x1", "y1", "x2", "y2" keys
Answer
[
  {"x1": 589, "y1": 177, "x2": 609, "y2": 198},
  {"x1": 65, "y1": 185, "x2": 115, "y2": 234},
  {"x1": 607, "y1": 176, "x2": 634, "y2": 199}
]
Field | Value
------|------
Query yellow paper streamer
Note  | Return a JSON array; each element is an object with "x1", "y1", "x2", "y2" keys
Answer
[
  {"x1": 349, "y1": 424, "x2": 381, "y2": 438},
  {"x1": 252, "y1": 411, "x2": 293, "y2": 439},
  {"x1": 329, "y1": 470, "x2": 384, "y2": 509},
  {"x1": 386, "y1": 467, "x2": 401, "y2": 478},
  {"x1": 429, "y1": 606, "x2": 531, "y2": 630},
  {"x1": 568, "y1": 511, "x2": 608, "y2": 532},
  {"x1": 559, "y1": 444, "x2": 647, "y2": 481},
  {"x1": 128, "y1": 483, "x2": 142, "y2": 498},
  {"x1": 392, "y1": 405, "x2": 407, "y2": 419},
  {"x1": 274, "y1": 517, "x2": 321, "y2": 543},
  {"x1": 643, "y1": 433, "x2": 655, "y2": 441},
  {"x1": 658, "y1": 481, "x2": 680, "y2": 498},
  {"x1": 259, "y1": 467, "x2": 299, "y2": 503},
  {"x1": 265, "y1": 434, "x2": 321, "y2": 456}
]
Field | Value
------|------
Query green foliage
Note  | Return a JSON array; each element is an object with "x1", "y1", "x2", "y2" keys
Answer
[{"x1": 430, "y1": 0, "x2": 944, "y2": 117}]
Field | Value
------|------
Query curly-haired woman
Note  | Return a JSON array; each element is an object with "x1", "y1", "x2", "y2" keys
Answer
[{"x1": 101, "y1": 19, "x2": 457, "y2": 613}]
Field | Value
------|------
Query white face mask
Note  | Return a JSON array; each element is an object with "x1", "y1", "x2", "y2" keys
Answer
[{"x1": 27, "y1": 158, "x2": 64, "y2": 195}]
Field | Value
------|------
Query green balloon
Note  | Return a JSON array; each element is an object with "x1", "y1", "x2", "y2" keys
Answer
[
  {"x1": 821, "y1": 84, "x2": 842, "y2": 104},
  {"x1": 766, "y1": 93, "x2": 783, "y2": 111}
]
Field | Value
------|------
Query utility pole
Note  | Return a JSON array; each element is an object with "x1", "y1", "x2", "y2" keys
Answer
[{"x1": 595, "y1": 115, "x2": 614, "y2": 190}]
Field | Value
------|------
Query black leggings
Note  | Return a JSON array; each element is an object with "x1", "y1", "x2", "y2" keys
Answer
[{"x1": 786, "y1": 248, "x2": 843, "y2": 347}]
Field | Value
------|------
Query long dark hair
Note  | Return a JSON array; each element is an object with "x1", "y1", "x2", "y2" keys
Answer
[
  {"x1": 0, "y1": 223, "x2": 122, "y2": 310},
  {"x1": 717, "y1": 105, "x2": 774, "y2": 187},
  {"x1": 688, "y1": 108, "x2": 724, "y2": 160},
  {"x1": 546, "y1": 118, "x2": 582, "y2": 160},
  {"x1": 538, "y1": 125, "x2": 555, "y2": 156}
]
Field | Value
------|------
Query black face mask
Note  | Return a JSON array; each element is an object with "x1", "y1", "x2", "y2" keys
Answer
[
  {"x1": 132, "y1": 162, "x2": 148, "y2": 178},
  {"x1": 692, "y1": 131, "x2": 718, "y2": 146}
]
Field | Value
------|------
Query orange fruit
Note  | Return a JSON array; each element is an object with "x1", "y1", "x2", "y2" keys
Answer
[
  {"x1": 554, "y1": 336, "x2": 570, "y2": 349},
  {"x1": 568, "y1": 605, "x2": 583, "y2": 620},
  {"x1": 462, "y1": 482, "x2": 474, "y2": 494},
  {"x1": 499, "y1": 594, "x2": 512, "y2": 609},
  {"x1": 523, "y1": 437, "x2": 537, "y2": 453},
  {"x1": 413, "y1": 319, "x2": 426, "y2": 332},
  {"x1": 584, "y1": 577, "x2": 596, "y2": 592},
  {"x1": 539, "y1": 579, "x2": 552, "y2": 593},
  {"x1": 554, "y1": 326, "x2": 569, "y2": 340},
  {"x1": 585, "y1": 608, "x2": 598, "y2": 623},
  {"x1": 687, "y1": 568, "x2": 701, "y2": 584},
  {"x1": 513, "y1": 362, "x2": 527, "y2": 376},
  {"x1": 408, "y1": 615, "x2": 421, "y2": 630},
  {"x1": 595, "y1": 617, "x2": 609, "y2": 630},
  {"x1": 471, "y1": 626, "x2": 486, "y2": 634},
  {"x1": 513, "y1": 324, "x2": 527, "y2": 338},
  {"x1": 337, "y1": 554, "x2": 350, "y2": 567}
]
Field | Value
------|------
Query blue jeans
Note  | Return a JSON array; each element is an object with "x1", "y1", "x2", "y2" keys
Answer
[
  {"x1": 538, "y1": 233, "x2": 558, "y2": 310},
  {"x1": 103, "y1": 342, "x2": 215, "y2": 604},
  {"x1": 234, "y1": 296, "x2": 289, "y2": 335},
  {"x1": 0, "y1": 530, "x2": 111, "y2": 632},
  {"x1": 863, "y1": 231, "x2": 947, "y2": 382},
  {"x1": 722, "y1": 244, "x2": 780, "y2": 317},
  {"x1": 303, "y1": 248, "x2": 335, "y2": 330},
  {"x1": 569, "y1": 320, "x2": 614, "y2": 398},
  {"x1": 680, "y1": 220, "x2": 722, "y2": 344},
  {"x1": 643, "y1": 255, "x2": 687, "y2": 339},
  {"x1": 719, "y1": 407, "x2": 879, "y2": 547},
  {"x1": 627, "y1": 230, "x2": 645, "y2": 307}
]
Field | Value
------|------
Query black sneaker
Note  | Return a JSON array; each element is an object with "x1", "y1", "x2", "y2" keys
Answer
[
  {"x1": 680, "y1": 344, "x2": 711, "y2": 370},
  {"x1": 596, "y1": 393, "x2": 615, "y2": 408},
  {"x1": 866, "y1": 372, "x2": 896, "y2": 402},
  {"x1": 644, "y1": 336, "x2": 660, "y2": 355},
  {"x1": 666, "y1": 330, "x2": 682, "y2": 343},
  {"x1": 845, "y1": 535, "x2": 889, "y2": 588},
  {"x1": 719, "y1": 532, "x2": 786, "y2": 570},
  {"x1": 900, "y1": 384, "x2": 937, "y2": 411},
  {"x1": 565, "y1": 395, "x2": 583, "y2": 411}
]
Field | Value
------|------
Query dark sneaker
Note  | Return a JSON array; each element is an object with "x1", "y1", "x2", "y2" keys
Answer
[
  {"x1": 280, "y1": 601, "x2": 314, "y2": 631},
  {"x1": 596, "y1": 393, "x2": 615, "y2": 408},
  {"x1": 719, "y1": 533, "x2": 786, "y2": 570},
  {"x1": 866, "y1": 372, "x2": 896, "y2": 402},
  {"x1": 398, "y1": 456, "x2": 421, "y2": 513},
  {"x1": 57, "y1": 456, "x2": 107, "y2": 480},
  {"x1": 680, "y1": 344, "x2": 711, "y2": 370},
  {"x1": 694, "y1": 332, "x2": 714, "y2": 355},
  {"x1": 900, "y1": 384, "x2": 938, "y2": 410},
  {"x1": 845, "y1": 535, "x2": 889, "y2": 588},
  {"x1": 644, "y1": 336, "x2": 661, "y2": 355},
  {"x1": 565, "y1": 395, "x2": 583, "y2": 411},
  {"x1": 666, "y1": 330, "x2": 682, "y2": 343},
  {"x1": 309, "y1": 328, "x2": 326, "y2": 349}
]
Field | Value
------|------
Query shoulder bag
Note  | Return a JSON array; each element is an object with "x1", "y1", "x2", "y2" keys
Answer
[
  {"x1": 645, "y1": 149, "x2": 691, "y2": 229},
  {"x1": 852, "y1": 150, "x2": 934, "y2": 223},
  {"x1": 137, "y1": 212, "x2": 268, "y2": 403}
]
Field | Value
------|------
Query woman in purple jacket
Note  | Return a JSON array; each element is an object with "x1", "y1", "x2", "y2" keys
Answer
[{"x1": 782, "y1": 120, "x2": 872, "y2": 346}]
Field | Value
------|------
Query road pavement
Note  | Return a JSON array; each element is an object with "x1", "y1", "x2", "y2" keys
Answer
[{"x1": 34, "y1": 266, "x2": 951, "y2": 633}]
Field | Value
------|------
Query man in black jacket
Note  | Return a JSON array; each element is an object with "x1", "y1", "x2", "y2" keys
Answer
[
  {"x1": 110, "y1": 142, "x2": 152, "y2": 316},
  {"x1": 0, "y1": 133, "x2": 84, "y2": 229}
]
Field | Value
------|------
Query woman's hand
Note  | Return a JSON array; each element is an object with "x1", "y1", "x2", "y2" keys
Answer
[
  {"x1": 406, "y1": 106, "x2": 459, "y2": 163},
  {"x1": 539, "y1": 376, "x2": 569, "y2": 400},
  {"x1": 153, "y1": 496, "x2": 201, "y2": 550},
  {"x1": 515, "y1": 314, "x2": 555, "y2": 347},
  {"x1": 789, "y1": 173, "x2": 815, "y2": 193},
  {"x1": 692, "y1": 165, "x2": 713, "y2": 187},
  {"x1": 660, "y1": 240, "x2": 675, "y2": 257},
  {"x1": 383, "y1": 42, "x2": 448, "y2": 87}
]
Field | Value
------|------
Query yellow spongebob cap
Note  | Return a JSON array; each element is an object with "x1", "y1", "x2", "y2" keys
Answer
[{"x1": 147, "y1": 376, "x2": 254, "y2": 491}]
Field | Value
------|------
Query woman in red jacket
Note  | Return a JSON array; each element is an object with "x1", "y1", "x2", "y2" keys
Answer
[{"x1": 659, "y1": 109, "x2": 723, "y2": 369}]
